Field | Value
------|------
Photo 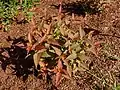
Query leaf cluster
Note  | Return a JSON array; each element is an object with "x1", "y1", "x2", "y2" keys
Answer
[
  {"x1": 0, "y1": 0, "x2": 39, "y2": 30},
  {"x1": 27, "y1": 17, "x2": 102, "y2": 87}
]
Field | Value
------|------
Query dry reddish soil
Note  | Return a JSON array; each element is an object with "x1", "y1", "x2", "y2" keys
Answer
[{"x1": 0, "y1": 0, "x2": 120, "y2": 90}]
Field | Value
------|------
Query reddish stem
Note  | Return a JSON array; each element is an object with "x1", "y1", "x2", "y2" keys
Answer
[{"x1": 58, "y1": 0, "x2": 62, "y2": 15}]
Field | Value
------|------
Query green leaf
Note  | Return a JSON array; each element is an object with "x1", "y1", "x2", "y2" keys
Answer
[
  {"x1": 71, "y1": 42, "x2": 81, "y2": 51},
  {"x1": 77, "y1": 50, "x2": 86, "y2": 60},
  {"x1": 113, "y1": 84, "x2": 120, "y2": 90},
  {"x1": 49, "y1": 49, "x2": 55, "y2": 53},
  {"x1": 41, "y1": 51, "x2": 51, "y2": 58},
  {"x1": 66, "y1": 51, "x2": 77, "y2": 60}
]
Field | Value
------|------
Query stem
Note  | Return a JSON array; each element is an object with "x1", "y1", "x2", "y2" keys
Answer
[{"x1": 58, "y1": 0, "x2": 62, "y2": 20}]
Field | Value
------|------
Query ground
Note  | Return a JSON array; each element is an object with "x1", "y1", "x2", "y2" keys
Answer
[{"x1": 0, "y1": 0, "x2": 120, "y2": 90}]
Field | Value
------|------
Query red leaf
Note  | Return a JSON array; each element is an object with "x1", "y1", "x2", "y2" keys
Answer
[
  {"x1": 47, "y1": 39, "x2": 60, "y2": 46},
  {"x1": 30, "y1": 17, "x2": 36, "y2": 31},
  {"x1": 55, "y1": 72, "x2": 62, "y2": 87},
  {"x1": 26, "y1": 43, "x2": 32, "y2": 53},
  {"x1": 2, "y1": 51, "x2": 9, "y2": 58},
  {"x1": 32, "y1": 43, "x2": 46, "y2": 51},
  {"x1": 58, "y1": 59, "x2": 63, "y2": 70},
  {"x1": 94, "y1": 41, "x2": 103, "y2": 47},
  {"x1": 16, "y1": 43, "x2": 25, "y2": 48}
]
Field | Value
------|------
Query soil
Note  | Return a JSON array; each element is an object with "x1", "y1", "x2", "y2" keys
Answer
[{"x1": 0, "y1": 0, "x2": 120, "y2": 90}]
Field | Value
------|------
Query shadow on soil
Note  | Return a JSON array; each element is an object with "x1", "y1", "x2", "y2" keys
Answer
[
  {"x1": 52, "y1": 0, "x2": 101, "y2": 17},
  {"x1": 0, "y1": 37, "x2": 36, "y2": 81},
  {"x1": 0, "y1": 36, "x2": 58, "y2": 89}
]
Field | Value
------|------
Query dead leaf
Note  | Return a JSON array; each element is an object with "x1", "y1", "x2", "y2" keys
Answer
[
  {"x1": 68, "y1": 31, "x2": 74, "y2": 40},
  {"x1": 52, "y1": 46, "x2": 62, "y2": 56},
  {"x1": 43, "y1": 24, "x2": 50, "y2": 30},
  {"x1": 33, "y1": 49, "x2": 46, "y2": 68},
  {"x1": 64, "y1": 29, "x2": 69, "y2": 36},
  {"x1": 60, "y1": 26, "x2": 65, "y2": 36},
  {"x1": 67, "y1": 31, "x2": 79, "y2": 40},
  {"x1": 79, "y1": 26, "x2": 85, "y2": 39},
  {"x1": 88, "y1": 31, "x2": 94, "y2": 40},
  {"x1": 16, "y1": 12, "x2": 25, "y2": 23},
  {"x1": 72, "y1": 13, "x2": 75, "y2": 20},
  {"x1": 33, "y1": 52, "x2": 40, "y2": 68},
  {"x1": 84, "y1": 38, "x2": 93, "y2": 46},
  {"x1": 65, "y1": 19, "x2": 70, "y2": 25},
  {"x1": 64, "y1": 40, "x2": 71, "y2": 47},
  {"x1": 85, "y1": 38, "x2": 101, "y2": 57},
  {"x1": 87, "y1": 46, "x2": 98, "y2": 57},
  {"x1": 73, "y1": 32, "x2": 79, "y2": 40},
  {"x1": 28, "y1": 32, "x2": 33, "y2": 44}
]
